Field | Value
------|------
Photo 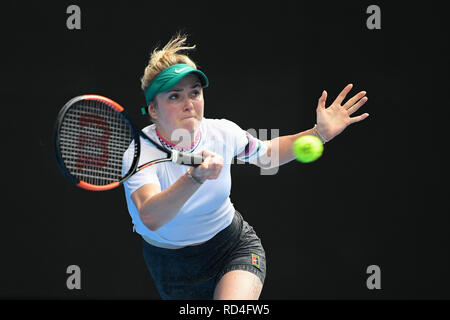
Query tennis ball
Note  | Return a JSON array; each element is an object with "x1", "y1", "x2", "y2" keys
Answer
[{"x1": 292, "y1": 135, "x2": 324, "y2": 163}]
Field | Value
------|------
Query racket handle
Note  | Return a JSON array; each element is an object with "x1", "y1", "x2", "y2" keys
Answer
[{"x1": 172, "y1": 150, "x2": 205, "y2": 166}]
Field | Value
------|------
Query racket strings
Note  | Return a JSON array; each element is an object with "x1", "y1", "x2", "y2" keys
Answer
[{"x1": 58, "y1": 99, "x2": 134, "y2": 186}]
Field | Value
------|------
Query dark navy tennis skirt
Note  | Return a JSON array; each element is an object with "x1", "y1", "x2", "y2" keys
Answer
[{"x1": 142, "y1": 210, "x2": 266, "y2": 300}]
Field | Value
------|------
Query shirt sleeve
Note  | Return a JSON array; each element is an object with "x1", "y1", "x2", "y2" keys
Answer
[
  {"x1": 218, "y1": 119, "x2": 268, "y2": 164},
  {"x1": 122, "y1": 140, "x2": 161, "y2": 195}
]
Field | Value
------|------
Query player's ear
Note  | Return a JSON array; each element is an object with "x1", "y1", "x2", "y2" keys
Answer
[{"x1": 148, "y1": 101, "x2": 158, "y2": 120}]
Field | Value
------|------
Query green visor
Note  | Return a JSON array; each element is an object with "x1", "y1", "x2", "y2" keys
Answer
[{"x1": 144, "y1": 64, "x2": 209, "y2": 108}]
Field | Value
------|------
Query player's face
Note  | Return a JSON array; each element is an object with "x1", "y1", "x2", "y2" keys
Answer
[{"x1": 153, "y1": 74, "x2": 204, "y2": 141}]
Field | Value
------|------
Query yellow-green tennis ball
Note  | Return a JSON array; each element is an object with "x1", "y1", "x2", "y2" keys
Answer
[{"x1": 292, "y1": 135, "x2": 324, "y2": 163}]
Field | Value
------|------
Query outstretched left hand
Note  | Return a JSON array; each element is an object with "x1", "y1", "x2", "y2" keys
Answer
[{"x1": 316, "y1": 84, "x2": 369, "y2": 142}]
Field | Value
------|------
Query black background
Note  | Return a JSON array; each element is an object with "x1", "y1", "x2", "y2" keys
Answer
[{"x1": 1, "y1": 1, "x2": 448, "y2": 300}]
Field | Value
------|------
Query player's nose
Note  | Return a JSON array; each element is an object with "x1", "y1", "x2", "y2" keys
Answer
[{"x1": 182, "y1": 95, "x2": 195, "y2": 112}]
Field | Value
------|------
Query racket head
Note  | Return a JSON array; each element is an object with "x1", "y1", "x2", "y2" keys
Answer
[{"x1": 54, "y1": 95, "x2": 140, "y2": 191}]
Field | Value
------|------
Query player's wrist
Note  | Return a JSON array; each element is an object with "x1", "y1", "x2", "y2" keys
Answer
[
  {"x1": 312, "y1": 124, "x2": 328, "y2": 144},
  {"x1": 186, "y1": 167, "x2": 204, "y2": 184}
]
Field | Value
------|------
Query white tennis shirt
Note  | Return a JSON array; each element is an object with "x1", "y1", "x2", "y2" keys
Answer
[{"x1": 122, "y1": 118, "x2": 268, "y2": 246}]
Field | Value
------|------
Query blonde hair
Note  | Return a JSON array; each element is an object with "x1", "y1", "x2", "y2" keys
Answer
[{"x1": 141, "y1": 34, "x2": 198, "y2": 93}]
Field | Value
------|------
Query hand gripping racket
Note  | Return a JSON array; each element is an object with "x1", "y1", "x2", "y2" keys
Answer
[{"x1": 54, "y1": 95, "x2": 204, "y2": 191}]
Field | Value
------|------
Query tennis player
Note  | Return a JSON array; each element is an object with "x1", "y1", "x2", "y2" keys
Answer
[{"x1": 122, "y1": 34, "x2": 369, "y2": 300}]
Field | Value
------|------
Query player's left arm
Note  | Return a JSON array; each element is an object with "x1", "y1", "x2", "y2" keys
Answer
[
  {"x1": 255, "y1": 84, "x2": 369, "y2": 169},
  {"x1": 257, "y1": 129, "x2": 315, "y2": 169}
]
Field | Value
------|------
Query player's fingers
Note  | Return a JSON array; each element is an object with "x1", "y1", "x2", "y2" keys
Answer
[
  {"x1": 342, "y1": 91, "x2": 366, "y2": 110},
  {"x1": 349, "y1": 112, "x2": 369, "y2": 124},
  {"x1": 213, "y1": 165, "x2": 224, "y2": 179},
  {"x1": 332, "y1": 83, "x2": 353, "y2": 106},
  {"x1": 202, "y1": 156, "x2": 212, "y2": 169},
  {"x1": 205, "y1": 155, "x2": 219, "y2": 168},
  {"x1": 209, "y1": 171, "x2": 221, "y2": 180},
  {"x1": 211, "y1": 159, "x2": 223, "y2": 173},
  {"x1": 201, "y1": 149, "x2": 214, "y2": 158},
  {"x1": 347, "y1": 96, "x2": 368, "y2": 115},
  {"x1": 204, "y1": 166, "x2": 221, "y2": 180},
  {"x1": 200, "y1": 150, "x2": 219, "y2": 166},
  {"x1": 317, "y1": 90, "x2": 327, "y2": 110},
  {"x1": 195, "y1": 151, "x2": 223, "y2": 180},
  {"x1": 210, "y1": 156, "x2": 224, "y2": 177}
]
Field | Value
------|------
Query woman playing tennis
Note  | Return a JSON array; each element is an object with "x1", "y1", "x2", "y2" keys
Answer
[{"x1": 122, "y1": 34, "x2": 369, "y2": 300}]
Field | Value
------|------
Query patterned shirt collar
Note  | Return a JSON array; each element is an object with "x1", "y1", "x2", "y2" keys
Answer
[{"x1": 155, "y1": 127, "x2": 202, "y2": 153}]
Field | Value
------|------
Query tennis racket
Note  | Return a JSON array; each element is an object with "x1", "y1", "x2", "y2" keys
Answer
[{"x1": 54, "y1": 94, "x2": 204, "y2": 191}]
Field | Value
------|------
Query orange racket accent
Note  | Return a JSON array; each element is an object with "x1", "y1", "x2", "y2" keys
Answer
[
  {"x1": 139, "y1": 162, "x2": 157, "y2": 171},
  {"x1": 77, "y1": 181, "x2": 120, "y2": 191},
  {"x1": 82, "y1": 95, "x2": 124, "y2": 112}
]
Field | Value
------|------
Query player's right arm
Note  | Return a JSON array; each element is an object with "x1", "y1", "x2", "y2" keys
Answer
[
  {"x1": 131, "y1": 177, "x2": 200, "y2": 231},
  {"x1": 131, "y1": 150, "x2": 223, "y2": 231}
]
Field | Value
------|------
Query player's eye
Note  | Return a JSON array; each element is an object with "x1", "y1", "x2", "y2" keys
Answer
[
  {"x1": 168, "y1": 93, "x2": 179, "y2": 101},
  {"x1": 191, "y1": 90, "x2": 200, "y2": 98}
]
